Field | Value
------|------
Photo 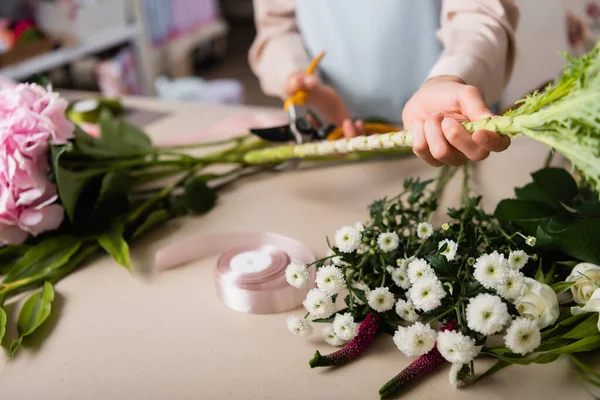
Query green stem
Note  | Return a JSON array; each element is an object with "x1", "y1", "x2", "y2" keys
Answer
[
  {"x1": 461, "y1": 162, "x2": 471, "y2": 207},
  {"x1": 158, "y1": 135, "x2": 249, "y2": 151},
  {"x1": 544, "y1": 149, "x2": 556, "y2": 168}
]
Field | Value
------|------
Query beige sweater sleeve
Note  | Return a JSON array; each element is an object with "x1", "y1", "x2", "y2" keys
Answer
[
  {"x1": 427, "y1": 0, "x2": 520, "y2": 105},
  {"x1": 248, "y1": 0, "x2": 311, "y2": 99}
]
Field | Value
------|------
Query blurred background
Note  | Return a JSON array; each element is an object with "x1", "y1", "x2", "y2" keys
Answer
[{"x1": 0, "y1": 0, "x2": 599, "y2": 111}]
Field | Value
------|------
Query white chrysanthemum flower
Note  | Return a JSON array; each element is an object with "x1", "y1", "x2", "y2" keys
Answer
[
  {"x1": 323, "y1": 325, "x2": 346, "y2": 347},
  {"x1": 408, "y1": 277, "x2": 446, "y2": 312},
  {"x1": 393, "y1": 322, "x2": 437, "y2": 357},
  {"x1": 303, "y1": 288, "x2": 335, "y2": 318},
  {"x1": 334, "y1": 226, "x2": 362, "y2": 253},
  {"x1": 386, "y1": 265, "x2": 395, "y2": 273},
  {"x1": 449, "y1": 363, "x2": 467, "y2": 389},
  {"x1": 465, "y1": 293, "x2": 510, "y2": 335},
  {"x1": 504, "y1": 318, "x2": 541, "y2": 355},
  {"x1": 333, "y1": 312, "x2": 359, "y2": 341},
  {"x1": 416, "y1": 222, "x2": 434, "y2": 239},
  {"x1": 391, "y1": 268, "x2": 411, "y2": 289},
  {"x1": 395, "y1": 299, "x2": 419, "y2": 322},
  {"x1": 367, "y1": 287, "x2": 396, "y2": 312},
  {"x1": 354, "y1": 221, "x2": 365, "y2": 232},
  {"x1": 285, "y1": 262, "x2": 309, "y2": 288},
  {"x1": 286, "y1": 316, "x2": 314, "y2": 337},
  {"x1": 437, "y1": 331, "x2": 481, "y2": 364},
  {"x1": 473, "y1": 251, "x2": 509, "y2": 289},
  {"x1": 315, "y1": 265, "x2": 346, "y2": 295},
  {"x1": 407, "y1": 258, "x2": 436, "y2": 284},
  {"x1": 377, "y1": 232, "x2": 400, "y2": 253},
  {"x1": 352, "y1": 282, "x2": 370, "y2": 305},
  {"x1": 439, "y1": 239, "x2": 458, "y2": 261},
  {"x1": 496, "y1": 269, "x2": 526, "y2": 301},
  {"x1": 396, "y1": 256, "x2": 415, "y2": 271},
  {"x1": 508, "y1": 250, "x2": 529, "y2": 270},
  {"x1": 326, "y1": 249, "x2": 343, "y2": 266}
]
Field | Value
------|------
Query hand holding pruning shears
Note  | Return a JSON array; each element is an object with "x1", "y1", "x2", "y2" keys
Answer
[{"x1": 283, "y1": 51, "x2": 400, "y2": 141}]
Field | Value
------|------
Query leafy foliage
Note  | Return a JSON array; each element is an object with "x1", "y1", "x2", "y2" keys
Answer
[{"x1": 495, "y1": 168, "x2": 600, "y2": 264}]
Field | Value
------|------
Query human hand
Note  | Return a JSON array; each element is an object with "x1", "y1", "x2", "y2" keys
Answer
[
  {"x1": 402, "y1": 75, "x2": 510, "y2": 167},
  {"x1": 284, "y1": 72, "x2": 366, "y2": 137}
]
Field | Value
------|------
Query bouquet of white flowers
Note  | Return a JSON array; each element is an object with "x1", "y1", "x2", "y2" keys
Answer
[{"x1": 284, "y1": 166, "x2": 600, "y2": 397}]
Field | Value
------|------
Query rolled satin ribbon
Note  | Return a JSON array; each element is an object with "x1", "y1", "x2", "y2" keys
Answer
[{"x1": 154, "y1": 232, "x2": 316, "y2": 314}]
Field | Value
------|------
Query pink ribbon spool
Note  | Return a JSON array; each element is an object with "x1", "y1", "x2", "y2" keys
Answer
[{"x1": 154, "y1": 232, "x2": 316, "y2": 314}]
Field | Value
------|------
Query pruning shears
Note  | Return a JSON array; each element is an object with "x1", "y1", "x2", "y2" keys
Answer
[{"x1": 249, "y1": 51, "x2": 400, "y2": 168}]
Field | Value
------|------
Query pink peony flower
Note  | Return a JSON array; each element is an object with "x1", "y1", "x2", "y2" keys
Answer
[{"x1": 0, "y1": 83, "x2": 74, "y2": 245}]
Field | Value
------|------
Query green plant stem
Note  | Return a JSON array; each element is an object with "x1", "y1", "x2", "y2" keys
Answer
[
  {"x1": 461, "y1": 162, "x2": 471, "y2": 207},
  {"x1": 0, "y1": 243, "x2": 99, "y2": 298},
  {"x1": 158, "y1": 135, "x2": 249, "y2": 151}
]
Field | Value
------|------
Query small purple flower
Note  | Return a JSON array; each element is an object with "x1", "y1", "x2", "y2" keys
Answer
[
  {"x1": 309, "y1": 313, "x2": 380, "y2": 368},
  {"x1": 379, "y1": 321, "x2": 458, "y2": 398}
]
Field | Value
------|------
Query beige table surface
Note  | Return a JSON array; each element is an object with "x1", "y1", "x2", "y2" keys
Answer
[{"x1": 0, "y1": 95, "x2": 595, "y2": 400}]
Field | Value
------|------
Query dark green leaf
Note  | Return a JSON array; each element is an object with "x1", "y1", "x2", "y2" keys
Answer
[
  {"x1": 51, "y1": 144, "x2": 107, "y2": 222},
  {"x1": 353, "y1": 289, "x2": 368, "y2": 305},
  {"x1": 550, "y1": 335, "x2": 600, "y2": 355},
  {"x1": 182, "y1": 179, "x2": 218, "y2": 214},
  {"x1": 542, "y1": 312, "x2": 590, "y2": 339},
  {"x1": 531, "y1": 168, "x2": 579, "y2": 205},
  {"x1": 3, "y1": 236, "x2": 82, "y2": 283},
  {"x1": 132, "y1": 209, "x2": 171, "y2": 239},
  {"x1": 476, "y1": 360, "x2": 510, "y2": 382},
  {"x1": 494, "y1": 199, "x2": 556, "y2": 233},
  {"x1": 97, "y1": 223, "x2": 132, "y2": 271},
  {"x1": 73, "y1": 125, "x2": 123, "y2": 159},
  {"x1": 0, "y1": 307, "x2": 6, "y2": 344},
  {"x1": 551, "y1": 281, "x2": 575, "y2": 293},
  {"x1": 563, "y1": 314, "x2": 600, "y2": 340},
  {"x1": 549, "y1": 219, "x2": 600, "y2": 264},
  {"x1": 98, "y1": 110, "x2": 153, "y2": 155},
  {"x1": 0, "y1": 245, "x2": 31, "y2": 274},
  {"x1": 10, "y1": 282, "x2": 54, "y2": 357},
  {"x1": 515, "y1": 182, "x2": 558, "y2": 208},
  {"x1": 92, "y1": 170, "x2": 131, "y2": 220}
]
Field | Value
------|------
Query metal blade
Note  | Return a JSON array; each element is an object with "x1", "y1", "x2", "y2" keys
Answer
[{"x1": 250, "y1": 125, "x2": 296, "y2": 142}]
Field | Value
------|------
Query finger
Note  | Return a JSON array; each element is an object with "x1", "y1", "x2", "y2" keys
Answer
[
  {"x1": 284, "y1": 74, "x2": 304, "y2": 95},
  {"x1": 424, "y1": 114, "x2": 466, "y2": 166},
  {"x1": 355, "y1": 120, "x2": 368, "y2": 136},
  {"x1": 472, "y1": 129, "x2": 511, "y2": 152},
  {"x1": 302, "y1": 75, "x2": 319, "y2": 90},
  {"x1": 441, "y1": 117, "x2": 489, "y2": 161},
  {"x1": 457, "y1": 85, "x2": 494, "y2": 121},
  {"x1": 410, "y1": 120, "x2": 442, "y2": 167},
  {"x1": 342, "y1": 119, "x2": 359, "y2": 138}
]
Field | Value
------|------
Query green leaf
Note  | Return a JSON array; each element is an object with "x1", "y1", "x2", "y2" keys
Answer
[
  {"x1": 92, "y1": 170, "x2": 131, "y2": 220},
  {"x1": 563, "y1": 314, "x2": 600, "y2": 340},
  {"x1": 353, "y1": 289, "x2": 368, "y2": 305},
  {"x1": 551, "y1": 281, "x2": 575, "y2": 293},
  {"x1": 98, "y1": 110, "x2": 153, "y2": 155},
  {"x1": 542, "y1": 312, "x2": 590, "y2": 339},
  {"x1": 531, "y1": 168, "x2": 579, "y2": 205},
  {"x1": 551, "y1": 335, "x2": 600, "y2": 355},
  {"x1": 51, "y1": 144, "x2": 107, "y2": 222},
  {"x1": 0, "y1": 307, "x2": 6, "y2": 344},
  {"x1": 549, "y1": 219, "x2": 600, "y2": 264},
  {"x1": 476, "y1": 360, "x2": 510, "y2": 383},
  {"x1": 515, "y1": 182, "x2": 558, "y2": 209},
  {"x1": 132, "y1": 209, "x2": 171, "y2": 239},
  {"x1": 73, "y1": 125, "x2": 122, "y2": 159},
  {"x1": 181, "y1": 178, "x2": 218, "y2": 214},
  {"x1": 3, "y1": 236, "x2": 83, "y2": 284},
  {"x1": 494, "y1": 199, "x2": 556, "y2": 233},
  {"x1": 10, "y1": 282, "x2": 55, "y2": 357},
  {"x1": 0, "y1": 245, "x2": 31, "y2": 274},
  {"x1": 97, "y1": 223, "x2": 132, "y2": 271}
]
